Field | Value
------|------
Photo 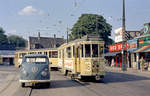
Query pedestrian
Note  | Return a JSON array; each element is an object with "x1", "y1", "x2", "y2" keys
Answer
[
  {"x1": 111, "y1": 58, "x2": 115, "y2": 67},
  {"x1": 140, "y1": 57, "x2": 145, "y2": 71}
]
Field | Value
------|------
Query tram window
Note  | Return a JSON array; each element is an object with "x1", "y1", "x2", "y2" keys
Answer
[
  {"x1": 85, "y1": 44, "x2": 91, "y2": 57},
  {"x1": 67, "y1": 47, "x2": 72, "y2": 58},
  {"x1": 99, "y1": 46, "x2": 104, "y2": 57},
  {"x1": 49, "y1": 51, "x2": 52, "y2": 58},
  {"x1": 52, "y1": 51, "x2": 58, "y2": 58},
  {"x1": 44, "y1": 52, "x2": 47, "y2": 55},
  {"x1": 92, "y1": 44, "x2": 98, "y2": 57},
  {"x1": 58, "y1": 51, "x2": 61, "y2": 58},
  {"x1": 73, "y1": 46, "x2": 75, "y2": 57},
  {"x1": 81, "y1": 45, "x2": 84, "y2": 57}
]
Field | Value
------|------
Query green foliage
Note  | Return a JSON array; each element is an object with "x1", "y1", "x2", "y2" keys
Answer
[
  {"x1": 0, "y1": 27, "x2": 8, "y2": 44},
  {"x1": 8, "y1": 35, "x2": 27, "y2": 47},
  {"x1": 69, "y1": 14, "x2": 112, "y2": 45}
]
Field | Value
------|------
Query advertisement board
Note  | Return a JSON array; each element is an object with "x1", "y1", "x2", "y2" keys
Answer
[
  {"x1": 109, "y1": 43, "x2": 127, "y2": 52},
  {"x1": 138, "y1": 36, "x2": 150, "y2": 47},
  {"x1": 115, "y1": 27, "x2": 123, "y2": 43},
  {"x1": 127, "y1": 38, "x2": 137, "y2": 52}
]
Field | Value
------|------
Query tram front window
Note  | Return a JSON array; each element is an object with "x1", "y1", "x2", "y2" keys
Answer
[
  {"x1": 85, "y1": 44, "x2": 91, "y2": 57},
  {"x1": 92, "y1": 44, "x2": 98, "y2": 57}
]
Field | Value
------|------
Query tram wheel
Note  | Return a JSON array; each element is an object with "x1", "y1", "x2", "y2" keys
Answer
[{"x1": 21, "y1": 83, "x2": 25, "y2": 87}]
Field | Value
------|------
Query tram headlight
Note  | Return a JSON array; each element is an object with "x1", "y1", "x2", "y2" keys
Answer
[{"x1": 41, "y1": 71, "x2": 47, "y2": 76}]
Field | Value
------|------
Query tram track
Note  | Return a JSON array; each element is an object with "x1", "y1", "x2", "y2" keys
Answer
[
  {"x1": 64, "y1": 75, "x2": 106, "y2": 96},
  {"x1": 24, "y1": 87, "x2": 33, "y2": 96}
]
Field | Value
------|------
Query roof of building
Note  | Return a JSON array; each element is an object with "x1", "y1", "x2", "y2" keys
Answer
[
  {"x1": 29, "y1": 36, "x2": 66, "y2": 49},
  {"x1": 0, "y1": 50, "x2": 16, "y2": 58},
  {"x1": 0, "y1": 44, "x2": 16, "y2": 50}
]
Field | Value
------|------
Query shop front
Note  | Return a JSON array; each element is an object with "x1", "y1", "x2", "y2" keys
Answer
[
  {"x1": 135, "y1": 36, "x2": 150, "y2": 71},
  {"x1": 105, "y1": 43, "x2": 128, "y2": 67},
  {"x1": 127, "y1": 38, "x2": 138, "y2": 69}
]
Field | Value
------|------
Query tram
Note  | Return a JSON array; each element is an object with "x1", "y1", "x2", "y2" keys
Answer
[
  {"x1": 14, "y1": 48, "x2": 58, "y2": 69},
  {"x1": 58, "y1": 35, "x2": 105, "y2": 80},
  {"x1": 19, "y1": 54, "x2": 50, "y2": 87}
]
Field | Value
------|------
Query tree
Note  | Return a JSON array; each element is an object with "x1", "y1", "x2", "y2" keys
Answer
[
  {"x1": 0, "y1": 27, "x2": 8, "y2": 44},
  {"x1": 69, "y1": 14, "x2": 112, "y2": 45},
  {"x1": 8, "y1": 35, "x2": 27, "y2": 48}
]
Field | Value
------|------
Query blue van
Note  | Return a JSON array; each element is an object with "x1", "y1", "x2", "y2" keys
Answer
[{"x1": 19, "y1": 54, "x2": 50, "y2": 87}]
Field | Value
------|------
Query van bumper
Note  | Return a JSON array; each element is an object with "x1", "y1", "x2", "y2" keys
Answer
[{"x1": 19, "y1": 80, "x2": 50, "y2": 83}]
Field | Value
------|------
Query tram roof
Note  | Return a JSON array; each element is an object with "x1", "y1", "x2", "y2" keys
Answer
[{"x1": 59, "y1": 35, "x2": 104, "y2": 48}]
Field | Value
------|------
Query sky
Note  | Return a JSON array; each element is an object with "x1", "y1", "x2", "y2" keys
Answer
[{"x1": 0, "y1": 0, "x2": 150, "y2": 40}]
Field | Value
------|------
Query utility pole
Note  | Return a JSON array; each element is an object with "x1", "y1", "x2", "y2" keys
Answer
[
  {"x1": 122, "y1": 0, "x2": 127, "y2": 71},
  {"x1": 67, "y1": 27, "x2": 69, "y2": 43}
]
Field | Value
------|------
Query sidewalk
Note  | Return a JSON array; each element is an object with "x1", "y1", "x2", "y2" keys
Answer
[{"x1": 106, "y1": 66, "x2": 150, "y2": 78}]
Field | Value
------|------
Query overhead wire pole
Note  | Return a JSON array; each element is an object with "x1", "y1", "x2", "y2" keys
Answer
[{"x1": 122, "y1": 0, "x2": 127, "y2": 71}]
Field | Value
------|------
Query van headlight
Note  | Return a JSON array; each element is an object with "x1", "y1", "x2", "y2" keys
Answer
[
  {"x1": 23, "y1": 70, "x2": 28, "y2": 76},
  {"x1": 41, "y1": 71, "x2": 47, "y2": 76}
]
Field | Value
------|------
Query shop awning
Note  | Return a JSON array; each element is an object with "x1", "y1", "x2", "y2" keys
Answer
[
  {"x1": 105, "y1": 51, "x2": 121, "y2": 57},
  {"x1": 135, "y1": 45, "x2": 150, "y2": 53}
]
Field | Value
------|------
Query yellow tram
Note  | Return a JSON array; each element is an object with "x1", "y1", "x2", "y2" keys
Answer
[
  {"x1": 14, "y1": 48, "x2": 58, "y2": 69},
  {"x1": 58, "y1": 35, "x2": 105, "y2": 80}
]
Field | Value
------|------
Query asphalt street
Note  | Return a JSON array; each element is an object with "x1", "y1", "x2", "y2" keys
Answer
[{"x1": 0, "y1": 66, "x2": 150, "y2": 96}]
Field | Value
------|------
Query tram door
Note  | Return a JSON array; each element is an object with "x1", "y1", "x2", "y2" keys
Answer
[{"x1": 76, "y1": 45, "x2": 81, "y2": 73}]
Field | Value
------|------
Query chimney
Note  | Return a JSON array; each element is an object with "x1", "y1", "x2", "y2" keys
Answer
[
  {"x1": 38, "y1": 32, "x2": 40, "y2": 40},
  {"x1": 54, "y1": 34, "x2": 56, "y2": 48}
]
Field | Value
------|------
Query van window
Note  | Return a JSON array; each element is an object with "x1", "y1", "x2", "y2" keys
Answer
[
  {"x1": 85, "y1": 44, "x2": 91, "y2": 57},
  {"x1": 92, "y1": 44, "x2": 98, "y2": 57},
  {"x1": 25, "y1": 57, "x2": 47, "y2": 64}
]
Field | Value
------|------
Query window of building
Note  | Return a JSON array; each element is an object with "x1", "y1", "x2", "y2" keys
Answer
[{"x1": 85, "y1": 44, "x2": 91, "y2": 57}]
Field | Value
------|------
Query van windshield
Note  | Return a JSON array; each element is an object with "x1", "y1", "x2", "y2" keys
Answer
[{"x1": 25, "y1": 57, "x2": 48, "y2": 64}]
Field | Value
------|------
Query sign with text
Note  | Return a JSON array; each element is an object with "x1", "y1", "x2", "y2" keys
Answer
[{"x1": 109, "y1": 43, "x2": 127, "y2": 52}]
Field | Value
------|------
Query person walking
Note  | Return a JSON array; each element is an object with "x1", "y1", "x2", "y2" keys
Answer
[{"x1": 140, "y1": 57, "x2": 145, "y2": 71}]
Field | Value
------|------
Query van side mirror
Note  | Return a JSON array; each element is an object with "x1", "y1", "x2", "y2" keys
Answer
[{"x1": 49, "y1": 62, "x2": 52, "y2": 64}]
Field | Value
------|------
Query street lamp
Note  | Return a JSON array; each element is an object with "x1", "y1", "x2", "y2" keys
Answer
[{"x1": 122, "y1": 0, "x2": 127, "y2": 71}]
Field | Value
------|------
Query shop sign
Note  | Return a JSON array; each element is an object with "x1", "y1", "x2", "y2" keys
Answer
[
  {"x1": 127, "y1": 39, "x2": 137, "y2": 51},
  {"x1": 144, "y1": 23, "x2": 150, "y2": 35},
  {"x1": 109, "y1": 43, "x2": 127, "y2": 52},
  {"x1": 139, "y1": 36, "x2": 150, "y2": 47}
]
